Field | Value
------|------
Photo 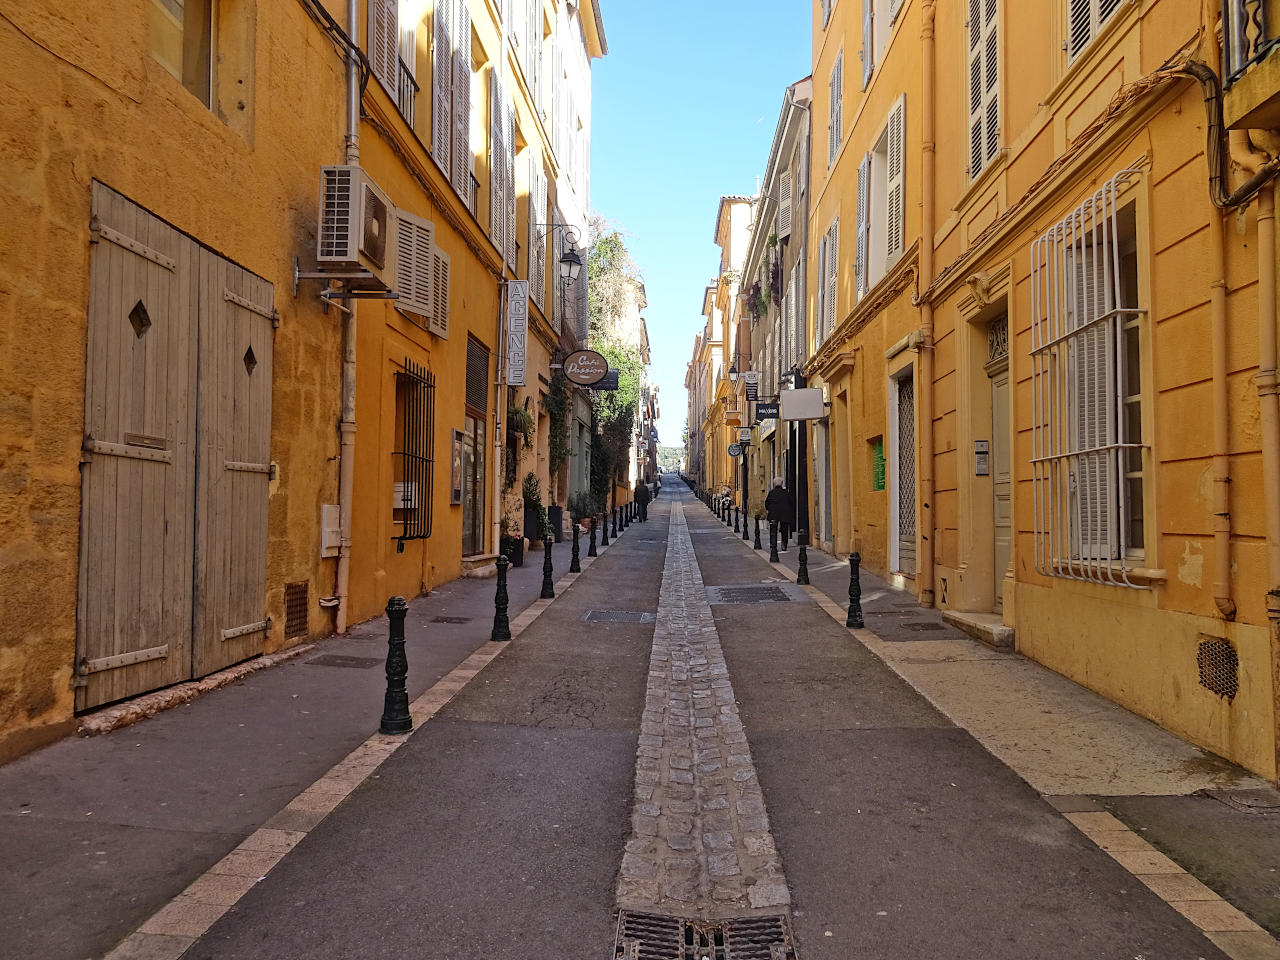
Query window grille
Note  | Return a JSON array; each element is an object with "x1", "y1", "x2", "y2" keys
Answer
[
  {"x1": 1030, "y1": 170, "x2": 1146, "y2": 586},
  {"x1": 393, "y1": 359, "x2": 436, "y2": 549},
  {"x1": 987, "y1": 316, "x2": 1009, "y2": 365}
]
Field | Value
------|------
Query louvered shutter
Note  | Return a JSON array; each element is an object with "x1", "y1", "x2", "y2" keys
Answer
[
  {"x1": 828, "y1": 53, "x2": 842, "y2": 166},
  {"x1": 370, "y1": 0, "x2": 399, "y2": 96},
  {"x1": 826, "y1": 220, "x2": 839, "y2": 335},
  {"x1": 855, "y1": 153, "x2": 870, "y2": 297},
  {"x1": 777, "y1": 171, "x2": 792, "y2": 240},
  {"x1": 968, "y1": 0, "x2": 999, "y2": 178},
  {"x1": 816, "y1": 235, "x2": 827, "y2": 341},
  {"x1": 529, "y1": 159, "x2": 546, "y2": 312},
  {"x1": 886, "y1": 96, "x2": 905, "y2": 265},
  {"x1": 395, "y1": 210, "x2": 435, "y2": 323},
  {"x1": 431, "y1": 243, "x2": 451, "y2": 339},
  {"x1": 452, "y1": 0, "x2": 472, "y2": 202},
  {"x1": 433, "y1": 0, "x2": 452, "y2": 180},
  {"x1": 575, "y1": 252, "x2": 589, "y2": 342},
  {"x1": 505, "y1": 100, "x2": 517, "y2": 269},
  {"x1": 890, "y1": 0, "x2": 905, "y2": 17},
  {"x1": 1067, "y1": 0, "x2": 1092, "y2": 59},
  {"x1": 490, "y1": 74, "x2": 504, "y2": 253},
  {"x1": 861, "y1": 1, "x2": 874, "y2": 88}
]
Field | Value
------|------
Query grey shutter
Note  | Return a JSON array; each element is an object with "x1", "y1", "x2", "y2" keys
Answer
[
  {"x1": 828, "y1": 53, "x2": 842, "y2": 165},
  {"x1": 504, "y1": 100, "x2": 517, "y2": 268},
  {"x1": 452, "y1": 0, "x2": 472, "y2": 203},
  {"x1": 433, "y1": 0, "x2": 452, "y2": 180},
  {"x1": 529, "y1": 159, "x2": 546, "y2": 313},
  {"x1": 861, "y1": 0, "x2": 874, "y2": 88},
  {"x1": 969, "y1": 0, "x2": 999, "y2": 177},
  {"x1": 490, "y1": 74, "x2": 504, "y2": 253},
  {"x1": 370, "y1": 0, "x2": 399, "y2": 96},
  {"x1": 431, "y1": 243, "x2": 451, "y2": 339},
  {"x1": 777, "y1": 170, "x2": 792, "y2": 240},
  {"x1": 826, "y1": 220, "x2": 839, "y2": 335},
  {"x1": 855, "y1": 153, "x2": 870, "y2": 297},
  {"x1": 394, "y1": 210, "x2": 435, "y2": 323},
  {"x1": 886, "y1": 96, "x2": 905, "y2": 265},
  {"x1": 816, "y1": 234, "x2": 827, "y2": 342}
]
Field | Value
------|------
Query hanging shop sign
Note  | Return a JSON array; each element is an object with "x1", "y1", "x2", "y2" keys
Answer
[
  {"x1": 744, "y1": 371, "x2": 759, "y2": 401},
  {"x1": 505, "y1": 280, "x2": 529, "y2": 386},
  {"x1": 591, "y1": 369, "x2": 620, "y2": 391},
  {"x1": 563, "y1": 349, "x2": 610, "y2": 386},
  {"x1": 728, "y1": 443, "x2": 742, "y2": 457},
  {"x1": 738, "y1": 428, "x2": 752, "y2": 442},
  {"x1": 780, "y1": 387, "x2": 824, "y2": 420},
  {"x1": 755, "y1": 402, "x2": 780, "y2": 421}
]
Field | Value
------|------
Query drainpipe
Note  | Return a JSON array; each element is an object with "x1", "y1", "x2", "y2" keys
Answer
[
  {"x1": 917, "y1": 0, "x2": 938, "y2": 608},
  {"x1": 1209, "y1": 186, "x2": 1236, "y2": 620},
  {"x1": 334, "y1": 0, "x2": 361, "y2": 633},
  {"x1": 1255, "y1": 185, "x2": 1280, "y2": 781},
  {"x1": 493, "y1": 284, "x2": 507, "y2": 559}
]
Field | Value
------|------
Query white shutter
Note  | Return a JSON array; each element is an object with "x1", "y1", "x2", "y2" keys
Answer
[
  {"x1": 575, "y1": 251, "x2": 589, "y2": 342},
  {"x1": 828, "y1": 53, "x2": 842, "y2": 166},
  {"x1": 452, "y1": 0, "x2": 472, "y2": 203},
  {"x1": 826, "y1": 220, "x2": 839, "y2": 336},
  {"x1": 816, "y1": 235, "x2": 827, "y2": 342},
  {"x1": 1067, "y1": 0, "x2": 1092, "y2": 60},
  {"x1": 886, "y1": 95, "x2": 905, "y2": 265},
  {"x1": 504, "y1": 100, "x2": 517, "y2": 268},
  {"x1": 776, "y1": 170, "x2": 792, "y2": 240},
  {"x1": 394, "y1": 210, "x2": 435, "y2": 323},
  {"x1": 855, "y1": 153, "x2": 870, "y2": 297},
  {"x1": 968, "y1": 0, "x2": 999, "y2": 177},
  {"x1": 431, "y1": 243, "x2": 451, "y2": 339},
  {"x1": 433, "y1": 0, "x2": 452, "y2": 180},
  {"x1": 861, "y1": 0, "x2": 874, "y2": 88},
  {"x1": 890, "y1": 0, "x2": 905, "y2": 17},
  {"x1": 490, "y1": 74, "x2": 504, "y2": 253},
  {"x1": 529, "y1": 159, "x2": 547, "y2": 312},
  {"x1": 369, "y1": 0, "x2": 399, "y2": 96}
]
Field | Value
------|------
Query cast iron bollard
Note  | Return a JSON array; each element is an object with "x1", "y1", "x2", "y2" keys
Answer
[
  {"x1": 768, "y1": 520, "x2": 780, "y2": 563},
  {"x1": 734, "y1": 506, "x2": 740, "y2": 533},
  {"x1": 570, "y1": 520, "x2": 581, "y2": 573},
  {"x1": 600, "y1": 511, "x2": 610, "y2": 546},
  {"x1": 490, "y1": 555, "x2": 512, "y2": 642},
  {"x1": 846, "y1": 552, "x2": 865, "y2": 628},
  {"x1": 753, "y1": 516, "x2": 762, "y2": 550},
  {"x1": 797, "y1": 529, "x2": 810, "y2": 585},
  {"x1": 588, "y1": 516, "x2": 598, "y2": 557},
  {"x1": 611, "y1": 508, "x2": 618, "y2": 539},
  {"x1": 380, "y1": 596, "x2": 412, "y2": 734},
  {"x1": 743, "y1": 510, "x2": 751, "y2": 542},
  {"x1": 540, "y1": 537, "x2": 555, "y2": 599}
]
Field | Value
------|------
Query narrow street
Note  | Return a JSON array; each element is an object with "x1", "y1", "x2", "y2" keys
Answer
[{"x1": 9, "y1": 485, "x2": 1275, "y2": 960}]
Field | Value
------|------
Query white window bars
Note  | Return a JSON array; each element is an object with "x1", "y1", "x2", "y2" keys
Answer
[{"x1": 1030, "y1": 169, "x2": 1146, "y2": 587}]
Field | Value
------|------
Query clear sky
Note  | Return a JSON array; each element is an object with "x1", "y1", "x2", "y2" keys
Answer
[{"x1": 590, "y1": 1, "x2": 812, "y2": 448}]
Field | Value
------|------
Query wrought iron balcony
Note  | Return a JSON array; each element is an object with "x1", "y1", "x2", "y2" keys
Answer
[
  {"x1": 397, "y1": 58, "x2": 418, "y2": 127},
  {"x1": 1223, "y1": 0, "x2": 1277, "y2": 86}
]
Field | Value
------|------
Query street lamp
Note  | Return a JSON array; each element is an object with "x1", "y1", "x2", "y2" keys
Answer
[
  {"x1": 558, "y1": 247, "x2": 582, "y2": 284},
  {"x1": 728, "y1": 363, "x2": 739, "y2": 384}
]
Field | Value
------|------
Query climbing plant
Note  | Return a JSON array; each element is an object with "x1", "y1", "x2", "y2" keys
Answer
[{"x1": 542, "y1": 371, "x2": 571, "y2": 475}]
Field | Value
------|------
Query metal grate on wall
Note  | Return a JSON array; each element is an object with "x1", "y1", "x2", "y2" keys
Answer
[
  {"x1": 393, "y1": 358, "x2": 435, "y2": 549},
  {"x1": 1197, "y1": 637, "x2": 1240, "y2": 701},
  {"x1": 465, "y1": 337, "x2": 489, "y2": 414},
  {"x1": 284, "y1": 581, "x2": 309, "y2": 639}
]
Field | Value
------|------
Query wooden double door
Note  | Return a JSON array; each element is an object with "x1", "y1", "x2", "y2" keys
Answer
[{"x1": 76, "y1": 183, "x2": 275, "y2": 710}]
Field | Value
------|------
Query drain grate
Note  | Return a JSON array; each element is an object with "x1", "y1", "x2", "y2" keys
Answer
[
  {"x1": 584, "y1": 610, "x2": 656, "y2": 624},
  {"x1": 306, "y1": 654, "x2": 382, "y2": 669},
  {"x1": 1197, "y1": 637, "x2": 1239, "y2": 700},
  {"x1": 431, "y1": 615, "x2": 472, "y2": 624},
  {"x1": 705, "y1": 585, "x2": 792, "y2": 605},
  {"x1": 614, "y1": 912, "x2": 795, "y2": 960}
]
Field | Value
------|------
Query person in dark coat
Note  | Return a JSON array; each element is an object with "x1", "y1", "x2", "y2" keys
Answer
[
  {"x1": 764, "y1": 477, "x2": 795, "y2": 551},
  {"x1": 635, "y1": 479, "x2": 652, "y2": 521}
]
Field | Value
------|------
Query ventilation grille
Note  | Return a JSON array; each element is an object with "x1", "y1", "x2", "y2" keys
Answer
[
  {"x1": 284, "y1": 581, "x2": 309, "y2": 640},
  {"x1": 465, "y1": 337, "x2": 490, "y2": 413},
  {"x1": 319, "y1": 167, "x2": 354, "y2": 261},
  {"x1": 1197, "y1": 637, "x2": 1239, "y2": 701}
]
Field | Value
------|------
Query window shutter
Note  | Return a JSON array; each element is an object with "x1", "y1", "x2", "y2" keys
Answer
[
  {"x1": 890, "y1": 0, "x2": 905, "y2": 17},
  {"x1": 529, "y1": 159, "x2": 546, "y2": 313},
  {"x1": 886, "y1": 95, "x2": 905, "y2": 265},
  {"x1": 968, "y1": 0, "x2": 999, "y2": 178},
  {"x1": 394, "y1": 210, "x2": 435, "y2": 324},
  {"x1": 826, "y1": 220, "x2": 839, "y2": 335},
  {"x1": 490, "y1": 74, "x2": 504, "y2": 253},
  {"x1": 828, "y1": 53, "x2": 842, "y2": 166},
  {"x1": 816, "y1": 234, "x2": 827, "y2": 341},
  {"x1": 776, "y1": 170, "x2": 792, "y2": 240},
  {"x1": 1067, "y1": 0, "x2": 1092, "y2": 59},
  {"x1": 452, "y1": 0, "x2": 472, "y2": 202},
  {"x1": 575, "y1": 251, "x2": 589, "y2": 342},
  {"x1": 433, "y1": 0, "x2": 452, "y2": 180},
  {"x1": 861, "y1": 0, "x2": 874, "y2": 88},
  {"x1": 855, "y1": 153, "x2": 870, "y2": 297},
  {"x1": 430, "y1": 243, "x2": 451, "y2": 339},
  {"x1": 370, "y1": 0, "x2": 399, "y2": 96},
  {"x1": 504, "y1": 100, "x2": 517, "y2": 268}
]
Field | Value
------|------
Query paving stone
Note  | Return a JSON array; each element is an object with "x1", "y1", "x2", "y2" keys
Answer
[
  {"x1": 703, "y1": 831, "x2": 735, "y2": 851},
  {"x1": 708, "y1": 854, "x2": 741, "y2": 877}
]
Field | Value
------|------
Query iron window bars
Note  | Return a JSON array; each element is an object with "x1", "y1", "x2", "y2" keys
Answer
[
  {"x1": 1222, "y1": 0, "x2": 1277, "y2": 88},
  {"x1": 1030, "y1": 169, "x2": 1146, "y2": 587},
  {"x1": 393, "y1": 358, "x2": 435, "y2": 550}
]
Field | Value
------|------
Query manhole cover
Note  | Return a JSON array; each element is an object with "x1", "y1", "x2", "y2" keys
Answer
[
  {"x1": 431, "y1": 615, "x2": 472, "y2": 624},
  {"x1": 705, "y1": 585, "x2": 792, "y2": 605},
  {"x1": 583, "y1": 610, "x2": 656, "y2": 624},
  {"x1": 614, "y1": 912, "x2": 796, "y2": 960},
  {"x1": 306, "y1": 654, "x2": 382, "y2": 669}
]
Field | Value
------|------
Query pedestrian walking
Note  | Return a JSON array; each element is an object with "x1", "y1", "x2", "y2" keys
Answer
[
  {"x1": 635, "y1": 479, "x2": 652, "y2": 521},
  {"x1": 764, "y1": 477, "x2": 795, "y2": 552}
]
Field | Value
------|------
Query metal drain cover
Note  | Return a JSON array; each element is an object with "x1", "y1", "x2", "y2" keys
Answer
[
  {"x1": 900, "y1": 622, "x2": 947, "y2": 632},
  {"x1": 584, "y1": 610, "x2": 656, "y2": 624},
  {"x1": 705, "y1": 585, "x2": 793, "y2": 605},
  {"x1": 431, "y1": 615, "x2": 472, "y2": 624},
  {"x1": 306, "y1": 654, "x2": 382, "y2": 669},
  {"x1": 614, "y1": 911, "x2": 796, "y2": 960}
]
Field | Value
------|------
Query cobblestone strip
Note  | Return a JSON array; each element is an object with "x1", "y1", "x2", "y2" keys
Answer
[{"x1": 616, "y1": 502, "x2": 790, "y2": 919}]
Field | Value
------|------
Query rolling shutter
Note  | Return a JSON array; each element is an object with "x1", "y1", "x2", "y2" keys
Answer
[
  {"x1": 452, "y1": 0, "x2": 472, "y2": 202},
  {"x1": 394, "y1": 210, "x2": 435, "y2": 324},
  {"x1": 886, "y1": 95, "x2": 906, "y2": 264},
  {"x1": 433, "y1": 0, "x2": 452, "y2": 180},
  {"x1": 855, "y1": 153, "x2": 870, "y2": 297},
  {"x1": 370, "y1": 0, "x2": 399, "y2": 96}
]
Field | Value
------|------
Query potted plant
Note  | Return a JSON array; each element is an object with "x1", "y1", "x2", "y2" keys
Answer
[{"x1": 522, "y1": 472, "x2": 546, "y2": 547}]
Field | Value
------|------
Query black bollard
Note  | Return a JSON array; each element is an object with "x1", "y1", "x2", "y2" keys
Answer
[
  {"x1": 540, "y1": 537, "x2": 555, "y2": 599},
  {"x1": 570, "y1": 520, "x2": 581, "y2": 573},
  {"x1": 734, "y1": 506, "x2": 740, "y2": 533},
  {"x1": 612, "y1": 508, "x2": 618, "y2": 539},
  {"x1": 797, "y1": 529, "x2": 810, "y2": 585},
  {"x1": 491, "y1": 555, "x2": 512, "y2": 641},
  {"x1": 846, "y1": 552, "x2": 865, "y2": 628},
  {"x1": 380, "y1": 596, "x2": 412, "y2": 734},
  {"x1": 753, "y1": 516, "x2": 762, "y2": 550},
  {"x1": 588, "y1": 516, "x2": 598, "y2": 557},
  {"x1": 600, "y1": 512, "x2": 610, "y2": 546},
  {"x1": 743, "y1": 510, "x2": 751, "y2": 542},
  {"x1": 769, "y1": 520, "x2": 780, "y2": 563}
]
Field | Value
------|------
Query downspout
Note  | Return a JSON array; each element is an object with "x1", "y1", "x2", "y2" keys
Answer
[
  {"x1": 334, "y1": 0, "x2": 360, "y2": 633},
  {"x1": 917, "y1": 0, "x2": 938, "y2": 607},
  {"x1": 1256, "y1": 185, "x2": 1280, "y2": 780},
  {"x1": 493, "y1": 284, "x2": 507, "y2": 558}
]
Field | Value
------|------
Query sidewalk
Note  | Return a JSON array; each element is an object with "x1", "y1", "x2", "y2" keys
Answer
[
  {"x1": 0, "y1": 529, "x2": 599, "y2": 960},
  {"x1": 731, "y1": 514, "x2": 1280, "y2": 945}
]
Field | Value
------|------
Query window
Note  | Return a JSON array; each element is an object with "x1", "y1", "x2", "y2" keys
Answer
[
  {"x1": 393, "y1": 359, "x2": 436, "y2": 548},
  {"x1": 1030, "y1": 171, "x2": 1146, "y2": 586},
  {"x1": 856, "y1": 96, "x2": 906, "y2": 297},
  {"x1": 149, "y1": 0, "x2": 213, "y2": 105},
  {"x1": 861, "y1": 0, "x2": 904, "y2": 88},
  {"x1": 817, "y1": 219, "x2": 838, "y2": 343},
  {"x1": 821, "y1": 0, "x2": 834, "y2": 28},
  {"x1": 1067, "y1": 0, "x2": 1124, "y2": 61},
  {"x1": 968, "y1": 0, "x2": 999, "y2": 178},
  {"x1": 828, "y1": 52, "x2": 843, "y2": 167}
]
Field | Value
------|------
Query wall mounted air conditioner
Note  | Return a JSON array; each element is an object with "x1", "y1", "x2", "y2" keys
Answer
[{"x1": 317, "y1": 165, "x2": 397, "y2": 290}]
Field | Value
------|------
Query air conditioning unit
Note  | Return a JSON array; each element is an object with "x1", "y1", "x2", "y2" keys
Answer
[{"x1": 317, "y1": 165, "x2": 396, "y2": 290}]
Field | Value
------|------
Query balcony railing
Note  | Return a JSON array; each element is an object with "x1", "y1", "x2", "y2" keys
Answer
[
  {"x1": 1223, "y1": 0, "x2": 1278, "y2": 86},
  {"x1": 397, "y1": 58, "x2": 418, "y2": 126}
]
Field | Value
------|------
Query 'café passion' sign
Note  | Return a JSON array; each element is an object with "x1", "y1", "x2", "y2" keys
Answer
[{"x1": 563, "y1": 349, "x2": 610, "y2": 386}]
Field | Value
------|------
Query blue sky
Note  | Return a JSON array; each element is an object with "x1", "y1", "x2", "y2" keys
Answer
[{"x1": 590, "y1": 2, "x2": 812, "y2": 447}]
